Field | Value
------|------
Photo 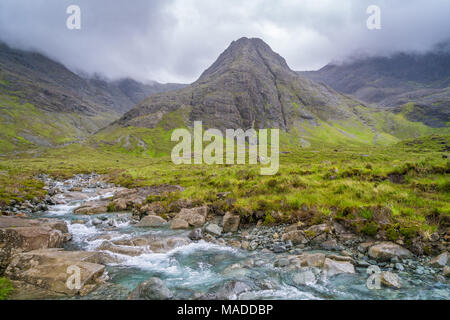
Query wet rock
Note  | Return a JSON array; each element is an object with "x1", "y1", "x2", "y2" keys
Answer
[
  {"x1": 357, "y1": 260, "x2": 371, "y2": 267},
  {"x1": 323, "y1": 258, "x2": 355, "y2": 277},
  {"x1": 175, "y1": 207, "x2": 208, "y2": 227},
  {"x1": 188, "y1": 228, "x2": 203, "y2": 241},
  {"x1": 321, "y1": 239, "x2": 342, "y2": 251},
  {"x1": 381, "y1": 271, "x2": 401, "y2": 289},
  {"x1": 430, "y1": 252, "x2": 448, "y2": 268},
  {"x1": 395, "y1": 263, "x2": 404, "y2": 271},
  {"x1": 73, "y1": 200, "x2": 109, "y2": 215},
  {"x1": 207, "y1": 280, "x2": 251, "y2": 300},
  {"x1": 294, "y1": 253, "x2": 326, "y2": 268},
  {"x1": 368, "y1": 242, "x2": 412, "y2": 261},
  {"x1": 5, "y1": 249, "x2": 106, "y2": 297},
  {"x1": 128, "y1": 277, "x2": 173, "y2": 300},
  {"x1": 272, "y1": 244, "x2": 287, "y2": 253},
  {"x1": 148, "y1": 237, "x2": 190, "y2": 253},
  {"x1": 91, "y1": 218, "x2": 103, "y2": 226},
  {"x1": 0, "y1": 216, "x2": 70, "y2": 273},
  {"x1": 204, "y1": 223, "x2": 222, "y2": 236},
  {"x1": 222, "y1": 212, "x2": 240, "y2": 232},
  {"x1": 443, "y1": 266, "x2": 450, "y2": 277},
  {"x1": 274, "y1": 258, "x2": 289, "y2": 267},
  {"x1": 136, "y1": 215, "x2": 168, "y2": 228},
  {"x1": 281, "y1": 230, "x2": 308, "y2": 245},
  {"x1": 170, "y1": 218, "x2": 189, "y2": 229},
  {"x1": 98, "y1": 242, "x2": 146, "y2": 257},
  {"x1": 326, "y1": 254, "x2": 354, "y2": 264},
  {"x1": 293, "y1": 268, "x2": 317, "y2": 286},
  {"x1": 357, "y1": 242, "x2": 374, "y2": 253}
]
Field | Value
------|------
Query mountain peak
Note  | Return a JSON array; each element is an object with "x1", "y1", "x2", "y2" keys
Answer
[{"x1": 196, "y1": 37, "x2": 293, "y2": 82}]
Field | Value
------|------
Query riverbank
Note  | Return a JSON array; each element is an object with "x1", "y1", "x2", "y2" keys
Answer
[{"x1": 0, "y1": 173, "x2": 448, "y2": 300}]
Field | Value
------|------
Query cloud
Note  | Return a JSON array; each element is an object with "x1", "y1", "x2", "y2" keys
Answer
[{"x1": 0, "y1": 0, "x2": 448, "y2": 83}]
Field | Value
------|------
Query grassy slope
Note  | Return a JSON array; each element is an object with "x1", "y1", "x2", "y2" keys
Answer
[
  {"x1": 1, "y1": 134, "x2": 448, "y2": 243},
  {"x1": 0, "y1": 94, "x2": 117, "y2": 154}
]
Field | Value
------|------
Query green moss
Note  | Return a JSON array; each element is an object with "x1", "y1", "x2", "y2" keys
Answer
[{"x1": 0, "y1": 277, "x2": 13, "y2": 300}]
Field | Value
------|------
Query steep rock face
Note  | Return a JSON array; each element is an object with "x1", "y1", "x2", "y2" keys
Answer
[
  {"x1": 117, "y1": 37, "x2": 363, "y2": 132},
  {"x1": 299, "y1": 42, "x2": 450, "y2": 127}
]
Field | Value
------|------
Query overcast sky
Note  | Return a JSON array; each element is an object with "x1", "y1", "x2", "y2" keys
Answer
[{"x1": 0, "y1": 0, "x2": 449, "y2": 83}]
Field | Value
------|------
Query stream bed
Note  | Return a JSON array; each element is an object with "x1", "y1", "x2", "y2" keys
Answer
[{"x1": 32, "y1": 176, "x2": 449, "y2": 300}]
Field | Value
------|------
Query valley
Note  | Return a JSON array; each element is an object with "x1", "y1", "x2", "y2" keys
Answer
[{"x1": 0, "y1": 37, "x2": 448, "y2": 300}]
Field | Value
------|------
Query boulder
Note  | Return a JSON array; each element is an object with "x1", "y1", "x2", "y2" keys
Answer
[
  {"x1": 207, "y1": 280, "x2": 251, "y2": 300},
  {"x1": 381, "y1": 271, "x2": 401, "y2": 288},
  {"x1": 281, "y1": 230, "x2": 308, "y2": 245},
  {"x1": 294, "y1": 253, "x2": 326, "y2": 268},
  {"x1": 170, "y1": 218, "x2": 189, "y2": 229},
  {"x1": 443, "y1": 266, "x2": 450, "y2": 277},
  {"x1": 368, "y1": 242, "x2": 412, "y2": 261},
  {"x1": 136, "y1": 215, "x2": 168, "y2": 228},
  {"x1": 323, "y1": 258, "x2": 355, "y2": 277},
  {"x1": 430, "y1": 252, "x2": 448, "y2": 268},
  {"x1": 205, "y1": 223, "x2": 222, "y2": 236},
  {"x1": 5, "y1": 249, "x2": 106, "y2": 296},
  {"x1": 0, "y1": 216, "x2": 70, "y2": 273},
  {"x1": 188, "y1": 228, "x2": 203, "y2": 241},
  {"x1": 97, "y1": 242, "x2": 146, "y2": 257},
  {"x1": 222, "y1": 212, "x2": 240, "y2": 232},
  {"x1": 73, "y1": 200, "x2": 109, "y2": 215},
  {"x1": 175, "y1": 206, "x2": 208, "y2": 227},
  {"x1": 292, "y1": 268, "x2": 317, "y2": 286},
  {"x1": 148, "y1": 237, "x2": 190, "y2": 253},
  {"x1": 128, "y1": 277, "x2": 173, "y2": 300}
]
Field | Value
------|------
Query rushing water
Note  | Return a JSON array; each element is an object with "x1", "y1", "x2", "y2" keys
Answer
[{"x1": 35, "y1": 180, "x2": 449, "y2": 300}]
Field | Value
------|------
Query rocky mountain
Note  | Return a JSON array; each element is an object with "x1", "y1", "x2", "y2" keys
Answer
[
  {"x1": 103, "y1": 37, "x2": 440, "y2": 153},
  {"x1": 0, "y1": 43, "x2": 186, "y2": 152},
  {"x1": 117, "y1": 37, "x2": 365, "y2": 131},
  {"x1": 299, "y1": 42, "x2": 450, "y2": 127}
]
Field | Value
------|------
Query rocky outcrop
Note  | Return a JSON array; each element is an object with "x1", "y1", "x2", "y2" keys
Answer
[
  {"x1": 128, "y1": 277, "x2": 173, "y2": 300},
  {"x1": 368, "y1": 242, "x2": 413, "y2": 261},
  {"x1": 0, "y1": 216, "x2": 71, "y2": 273},
  {"x1": 5, "y1": 249, "x2": 107, "y2": 297}
]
